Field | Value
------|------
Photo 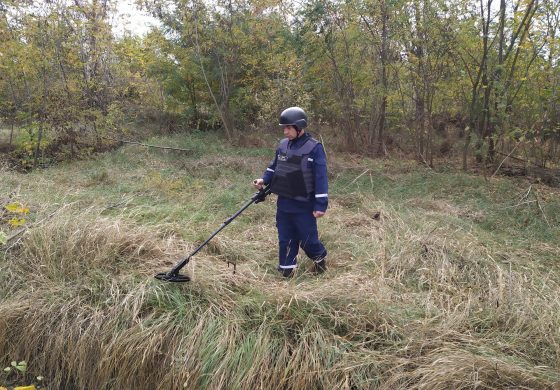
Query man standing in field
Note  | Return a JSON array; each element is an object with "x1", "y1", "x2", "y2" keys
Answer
[{"x1": 253, "y1": 107, "x2": 329, "y2": 277}]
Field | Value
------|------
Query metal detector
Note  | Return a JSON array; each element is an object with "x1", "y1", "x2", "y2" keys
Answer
[{"x1": 154, "y1": 185, "x2": 271, "y2": 282}]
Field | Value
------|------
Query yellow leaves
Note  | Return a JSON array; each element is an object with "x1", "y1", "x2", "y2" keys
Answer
[
  {"x1": 4, "y1": 203, "x2": 30, "y2": 214},
  {"x1": 2, "y1": 202, "x2": 31, "y2": 232},
  {"x1": 8, "y1": 218, "x2": 26, "y2": 227}
]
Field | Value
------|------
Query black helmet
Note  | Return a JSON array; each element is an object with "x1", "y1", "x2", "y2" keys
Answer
[{"x1": 279, "y1": 107, "x2": 308, "y2": 130}]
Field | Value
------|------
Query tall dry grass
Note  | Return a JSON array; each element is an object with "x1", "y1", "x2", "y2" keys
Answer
[{"x1": 1, "y1": 199, "x2": 559, "y2": 389}]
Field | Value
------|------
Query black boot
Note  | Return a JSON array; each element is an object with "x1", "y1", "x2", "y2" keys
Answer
[
  {"x1": 282, "y1": 268, "x2": 294, "y2": 278},
  {"x1": 277, "y1": 266, "x2": 294, "y2": 278},
  {"x1": 313, "y1": 259, "x2": 326, "y2": 274}
]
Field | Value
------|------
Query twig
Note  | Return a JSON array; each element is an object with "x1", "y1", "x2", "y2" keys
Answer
[
  {"x1": 343, "y1": 169, "x2": 370, "y2": 190},
  {"x1": 520, "y1": 185, "x2": 532, "y2": 202},
  {"x1": 491, "y1": 143, "x2": 519, "y2": 178},
  {"x1": 499, "y1": 185, "x2": 534, "y2": 209},
  {"x1": 102, "y1": 196, "x2": 134, "y2": 213},
  {"x1": 533, "y1": 188, "x2": 551, "y2": 228},
  {"x1": 102, "y1": 136, "x2": 192, "y2": 153},
  {"x1": 3, "y1": 203, "x2": 73, "y2": 251},
  {"x1": 418, "y1": 153, "x2": 433, "y2": 170},
  {"x1": 494, "y1": 151, "x2": 541, "y2": 168},
  {"x1": 319, "y1": 134, "x2": 328, "y2": 160},
  {"x1": 502, "y1": 186, "x2": 552, "y2": 227},
  {"x1": 5, "y1": 227, "x2": 25, "y2": 242},
  {"x1": 500, "y1": 199, "x2": 536, "y2": 209}
]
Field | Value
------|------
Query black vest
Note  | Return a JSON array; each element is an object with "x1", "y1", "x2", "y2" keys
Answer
[{"x1": 270, "y1": 137, "x2": 319, "y2": 201}]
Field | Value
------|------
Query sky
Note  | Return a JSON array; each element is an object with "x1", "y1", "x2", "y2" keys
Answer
[{"x1": 113, "y1": 0, "x2": 160, "y2": 37}]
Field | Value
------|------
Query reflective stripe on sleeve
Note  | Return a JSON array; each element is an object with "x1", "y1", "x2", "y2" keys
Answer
[
  {"x1": 308, "y1": 158, "x2": 314, "y2": 162},
  {"x1": 315, "y1": 194, "x2": 328, "y2": 198},
  {"x1": 266, "y1": 168, "x2": 275, "y2": 172}
]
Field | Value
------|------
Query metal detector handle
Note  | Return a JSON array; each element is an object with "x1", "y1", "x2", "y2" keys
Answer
[
  {"x1": 166, "y1": 185, "x2": 272, "y2": 277},
  {"x1": 253, "y1": 184, "x2": 271, "y2": 203}
]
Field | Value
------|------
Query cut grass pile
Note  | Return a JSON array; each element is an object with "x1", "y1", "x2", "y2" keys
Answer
[{"x1": 1, "y1": 131, "x2": 559, "y2": 389}]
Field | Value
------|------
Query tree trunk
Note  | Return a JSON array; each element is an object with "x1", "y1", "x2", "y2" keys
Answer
[
  {"x1": 413, "y1": 0, "x2": 425, "y2": 161},
  {"x1": 93, "y1": 120, "x2": 101, "y2": 149},
  {"x1": 367, "y1": 106, "x2": 378, "y2": 151},
  {"x1": 189, "y1": 80, "x2": 199, "y2": 128},
  {"x1": 34, "y1": 123, "x2": 43, "y2": 168},
  {"x1": 473, "y1": 0, "x2": 491, "y2": 164},
  {"x1": 463, "y1": 126, "x2": 472, "y2": 171},
  {"x1": 415, "y1": 88, "x2": 425, "y2": 159},
  {"x1": 427, "y1": 101, "x2": 434, "y2": 167},
  {"x1": 377, "y1": 0, "x2": 388, "y2": 156},
  {"x1": 476, "y1": 71, "x2": 491, "y2": 163},
  {"x1": 346, "y1": 119, "x2": 357, "y2": 152}
]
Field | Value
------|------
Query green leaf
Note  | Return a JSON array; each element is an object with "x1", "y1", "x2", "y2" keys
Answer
[
  {"x1": 0, "y1": 231, "x2": 7, "y2": 245},
  {"x1": 3, "y1": 367, "x2": 11, "y2": 372},
  {"x1": 15, "y1": 361, "x2": 27, "y2": 372}
]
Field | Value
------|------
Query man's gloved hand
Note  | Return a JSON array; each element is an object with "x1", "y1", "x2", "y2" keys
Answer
[{"x1": 253, "y1": 178, "x2": 264, "y2": 190}]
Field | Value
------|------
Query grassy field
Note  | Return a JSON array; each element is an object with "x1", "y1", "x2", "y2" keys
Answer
[{"x1": 0, "y1": 131, "x2": 559, "y2": 389}]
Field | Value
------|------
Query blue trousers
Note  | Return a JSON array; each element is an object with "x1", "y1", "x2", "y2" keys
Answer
[{"x1": 276, "y1": 209, "x2": 327, "y2": 269}]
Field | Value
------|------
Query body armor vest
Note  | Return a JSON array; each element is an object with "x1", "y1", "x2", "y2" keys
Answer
[{"x1": 270, "y1": 137, "x2": 319, "y2": 201}]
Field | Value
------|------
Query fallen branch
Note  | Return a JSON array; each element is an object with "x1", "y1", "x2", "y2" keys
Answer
[
  {"x1": 102, "y1": 196, "x2": 135, "y2": 213},
  {"x1": 492, "y1": 143, "x2": 519, "y2": 178},
  {"x1": 495, "y1": 151, "x2": 541, "y2": 168},
  {"x1": 5, "y1": 227, "x2": 25, "y2": 242},
  {"x1": 500, "y1": 199, "x2": 536, "y2": 209},
  {"x1": 343, "y1": 169, "x2": 370, "y2": 190},
  {"x1": 418, "y1": 153, "x2": 433, "y2": 170},
  {"x1": 501, "y1": 186, "x2": 552, "y2": 227},
  {"x1": 533, "y1": 188, "x2": 551, "y2": 228},
  {"x1": 520, "y1": 185, "x2": 532, "y2": 203},
  {"x1": 102, "y1": 136, "x2": 192, "y2": 153},
  {"x1": 499, "y1": 185, "x2": 534, "y2": 209}
]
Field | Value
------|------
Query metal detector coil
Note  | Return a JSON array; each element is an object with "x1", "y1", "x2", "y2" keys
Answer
[{"x1": 154, "y1": 185, "x2": 271, "y2": 282}]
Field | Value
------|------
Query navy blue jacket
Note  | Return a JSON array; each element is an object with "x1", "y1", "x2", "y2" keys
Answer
[{"x1": 262, "y1": 132, "x2": 329, "y2": 213}]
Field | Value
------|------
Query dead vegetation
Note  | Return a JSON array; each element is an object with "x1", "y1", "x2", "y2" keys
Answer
[
  {"x1": 0, "y1": 199, "x2": 558, "y2": 389},
  {"x1": 0, "y1": 134, "x2": 559, "y2": 389}
]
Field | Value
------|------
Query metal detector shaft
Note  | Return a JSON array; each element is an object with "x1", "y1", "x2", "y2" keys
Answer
[{"x1": 158, "y1": 185, "x2": 271, "y2": 281}]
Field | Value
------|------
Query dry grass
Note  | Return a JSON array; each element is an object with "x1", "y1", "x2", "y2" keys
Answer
[
  {"x1": 0, "y1": 202, "x2": 558, "y2": 389},
  {"x1": 1, "y1": 135, "x2": 559, "y2": 389}
]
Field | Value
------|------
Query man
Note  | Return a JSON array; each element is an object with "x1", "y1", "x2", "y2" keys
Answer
[{"x1": 253, "y1": 107, "x2": 328, "y2": 277}]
